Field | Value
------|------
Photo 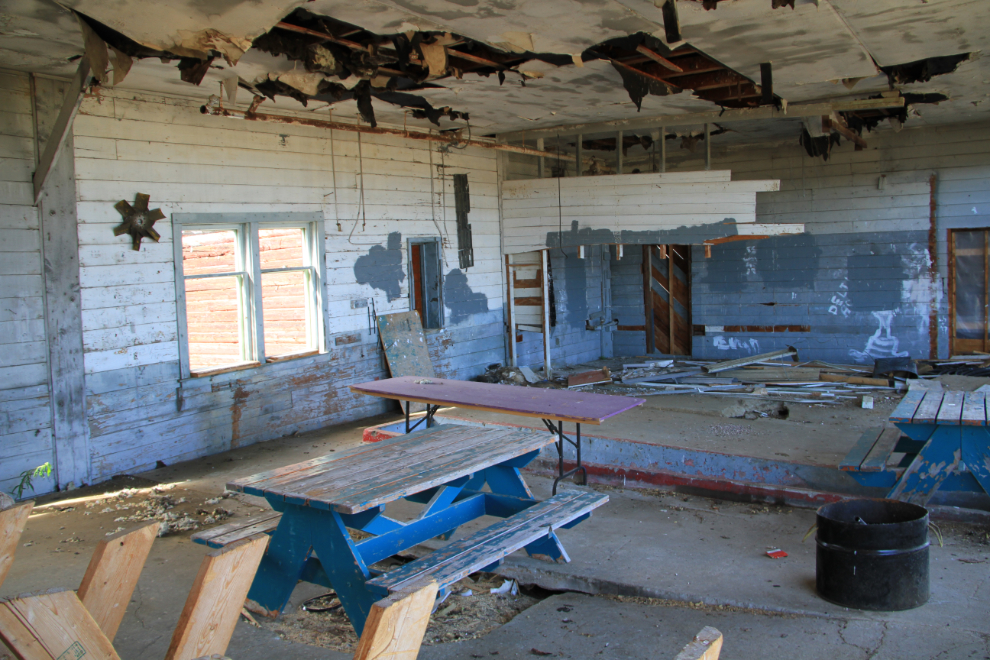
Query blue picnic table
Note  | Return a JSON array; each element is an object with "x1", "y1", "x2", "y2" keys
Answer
[
  {"x1": 841, "y1": 389, "x2": 990, "y2": 505},
  {"x1": 194, "y1": 424, "x2": 607, "y2": 635}
]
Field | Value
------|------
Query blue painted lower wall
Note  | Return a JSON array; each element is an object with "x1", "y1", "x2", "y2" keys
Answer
[{"x1": 692, "y1": 230, "x2": 935, "y2": 364}]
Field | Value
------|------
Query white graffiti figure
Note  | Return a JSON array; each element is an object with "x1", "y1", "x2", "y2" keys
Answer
[
  {"x1": 713, "y1": 336, "x2": 760, "y2": 353},
  {"x1": 850, "y1": 310, "x2": 910, "y2": 362}
]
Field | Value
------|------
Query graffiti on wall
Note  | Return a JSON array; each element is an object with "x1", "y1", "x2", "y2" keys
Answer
[
  {"x1": 850, "y1": 310, "x2": 910, "y2": 362},
  {"x1": 714, "y1": 336, "x2": 760, "y2": 353},
  {"x1": 829, "y1": 281, "x2": 851, "y2": 317}
]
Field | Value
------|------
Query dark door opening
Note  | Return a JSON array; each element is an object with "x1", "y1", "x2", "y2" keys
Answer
[{"x1": 409, "y1": 238, "x2": 442, "y2": 329}]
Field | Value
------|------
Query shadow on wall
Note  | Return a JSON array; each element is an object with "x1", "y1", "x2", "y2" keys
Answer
[
  {"x1": 444, "y1": 268, "x2": 487, "y2": 324},
  {"x1": 354, "y1": 231, "x2": 405, "y2": 301}
]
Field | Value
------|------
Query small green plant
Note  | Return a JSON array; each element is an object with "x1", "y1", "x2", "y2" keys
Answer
[{"x1": 10, "y1": 462, "x2": 52, "y2": 500}]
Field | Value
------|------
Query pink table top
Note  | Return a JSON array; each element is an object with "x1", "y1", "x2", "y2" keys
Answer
[{"x1": 350, "y1": 376, "x2": 644, "y2": 425}]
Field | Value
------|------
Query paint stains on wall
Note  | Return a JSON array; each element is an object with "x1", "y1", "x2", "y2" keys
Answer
[
  {"x1": 846, "y1": 246, "x2": 907, "y2": 310},
  {"x1": 443, "y1": 268, "x2": 488, "y2": 324},
  {"x1": 354, "y1": 231, "x2": 405, "y2": 301},
  {"x1": 545, "y1": 219, "x2": 741, "y2": 251},
  {"x1": 755, "y1": 234, "x2": 821, "y2": 290}
]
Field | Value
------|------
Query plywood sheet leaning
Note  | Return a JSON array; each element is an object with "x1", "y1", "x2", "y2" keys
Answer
[
  {"x1": 377, "y1": 312, "x2": 437, "y2": 379},
  {"x1": 164, "y1": 534, "x2": 269, "y2": 660},
  {"x1": 77, "y1": 522, "x2": 160, "y2": 641},
  {"x1": 352, "y1": 582, "x2": 438, "y2": 660},
  {"x1": 0, "y1": 589, "x2": 121, "y2": 660},
  {"x1": 377, "y1": 311, "x2": 437, "y2": 415},
  {"x1": 0, "y1": 501, "x2": 33, "y2": 589}
]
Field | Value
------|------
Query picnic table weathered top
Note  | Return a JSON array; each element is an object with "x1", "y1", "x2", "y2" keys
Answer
[
  {"x1": 890, "y1": 389, "x2": 988, "y2": 426},
  {"x1": 226, "y1": 425, "x2": 555, "y2": 514},
  {"x1": 349, "y1": 376, "x2": 645, "y2": 425}
]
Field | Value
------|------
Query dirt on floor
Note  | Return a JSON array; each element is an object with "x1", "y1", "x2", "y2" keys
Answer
[{"x1": 255, "y1": 572, "x2": 541, "y2": 653}]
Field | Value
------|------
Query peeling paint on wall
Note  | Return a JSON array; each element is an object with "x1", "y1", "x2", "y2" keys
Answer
[
  {"x1": 443, "y1": 268, "x2": 487, "y2": 324},
  {"x1": 546, "y1": 219, "x2": 742, "y2": 251},
  {"x1": 354, "y1": 231, "x2": 405, "y2": 301}
]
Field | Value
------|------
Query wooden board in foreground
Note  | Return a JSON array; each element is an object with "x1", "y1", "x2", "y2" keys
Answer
[
  {"x1": 353, "y1": 582, "x2": 438, "y2": 660},
  {"x1": 0, "y1": 501, "x2": 33, "y2": 588},
  {"x1": 77, "y1": 521, "x2": 160, "y2": 641},
  {"x1": 164, "y1": 533, "x2": 269, "y2": 660},
  {"x1": 673, "y1": 626, "x2": 723, "y2": 660},
  {"x1": 0, "y1": 589, "x2": 120, "y2": 660}
]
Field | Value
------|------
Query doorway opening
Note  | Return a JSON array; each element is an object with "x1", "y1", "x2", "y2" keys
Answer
[{"x1": 409, "y1": 238, "x2": 443, "y2": 329}]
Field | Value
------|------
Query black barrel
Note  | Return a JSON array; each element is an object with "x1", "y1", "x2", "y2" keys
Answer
[{"x1": 815, "y1": 498, "x2": 929, "y2": 611}]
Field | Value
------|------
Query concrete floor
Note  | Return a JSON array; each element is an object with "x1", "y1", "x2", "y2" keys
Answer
[
  {"x1": 436, "y1": 389, "x2": 903, "y2": 468},
  {"x1": 3, "y1": 410, "x2": 989, "y2": 660}
]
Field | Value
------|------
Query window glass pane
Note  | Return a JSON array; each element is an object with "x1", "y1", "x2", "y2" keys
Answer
[
  {"x1": 259, "y1": 228, "x2": 305, "y2": 269},
  {"x1": 954, "y1": 230, "x2": 986, "y2": 340},
  {"x1": 185, "y1": 275, "x2": 244, "y2": 371},
  {"x1": 182, "y1": 230, "x2": 237, "y2": 275},
  {"x1": 262, "y1": 270, "x2": 311, "y2": 357}
]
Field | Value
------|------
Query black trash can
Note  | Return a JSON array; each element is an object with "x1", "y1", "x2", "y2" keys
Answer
[{"x1": 815, "y1": 498, "x2": 929, "y2": 611}]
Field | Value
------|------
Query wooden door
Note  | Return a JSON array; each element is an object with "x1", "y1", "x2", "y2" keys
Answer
[
  {"x1": 644, "y1": 244, "x2": 692, "y2": 355},
  {"x1": 949, "y1": 228, "x2": 990, "y2": 354}
]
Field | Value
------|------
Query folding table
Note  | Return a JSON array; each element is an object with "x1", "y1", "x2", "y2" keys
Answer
[{"x1": 350, "y1": 376, "x2": 645, "y2": 493}]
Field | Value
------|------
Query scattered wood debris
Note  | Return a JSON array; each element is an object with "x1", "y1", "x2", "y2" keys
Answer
[
  {"x1": 567, "y1": 367, "x2": 611, "y2": 388},
  {"x1": 257, "y1": 572, "x2": 539, "y2": 653},
  {"x1": 78, "y1": 484, "x2": 234, "y2": 537}
]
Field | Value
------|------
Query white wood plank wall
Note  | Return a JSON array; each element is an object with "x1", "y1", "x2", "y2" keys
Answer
[
  {"x1": 0, "y1": 71, "x2": 55, "y2": 495},
  {"x1": 500, "y1": 170, "x2": 778, "y2": 254},
  {"x1": 4, "y1": 87, "x2": 504, "y2": 484}
]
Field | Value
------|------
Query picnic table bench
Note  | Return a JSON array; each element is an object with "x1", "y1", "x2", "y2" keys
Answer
[
  {"x1": 840, "y1": 389, "x2": 990, "y2": 505},
  {"x1": 349, "y1": 376, "x2": 645, "y2": 494},
  {"x1": 194, "y1": 424, "x2": 607, "y2": 635}
]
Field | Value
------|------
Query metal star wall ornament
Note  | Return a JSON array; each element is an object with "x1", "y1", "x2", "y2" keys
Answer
[{"x1": 113, "y1": 193, "x2": 165, "y2": 251}]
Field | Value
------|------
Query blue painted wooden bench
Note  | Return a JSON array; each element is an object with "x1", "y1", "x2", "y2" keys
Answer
[
  {"x1": 366, "y1": 490, "x2": 606, "y2": 597},
  {"x1": 840, "y1": 390, "x2": 990, "y2": 505},
  {"x1": 195, "y1": 424, "x2": 608, "y2": 636}
]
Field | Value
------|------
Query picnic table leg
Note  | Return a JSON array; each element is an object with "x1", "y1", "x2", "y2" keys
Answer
[
  {"x1": 244, "y1": 504, "x2": 318, "y2": 618},
  {"x1": 887, "y1": 426, "x2": 964, "y2": 505},
  {"x1": 485, "y1": 455, "x2": 569, "y2": 563},
  {"x1": 960, "y1": 427, "x2": 990, "y2": 496},
  {"x1": 309, "y1": 509, "x2": 379, "y2": 636},
  {"x1": 0, "y1": 502, "x2": 33, "y2": 589}
]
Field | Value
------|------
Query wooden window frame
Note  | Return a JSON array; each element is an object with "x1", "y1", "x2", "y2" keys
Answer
[{"x1": 172, "y1": 212, "x2": 328, "y2": 379}]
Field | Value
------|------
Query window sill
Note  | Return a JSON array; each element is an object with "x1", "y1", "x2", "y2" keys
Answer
[
  {"x1": 266, "y1": 349, "x2": 320, "y2": 363},
  {"x1": 189, "y1": 361, "x2": 262, "y2": 378},
  {"x1": 185, "y1": 349, "x2": 324, "y2": 380}
]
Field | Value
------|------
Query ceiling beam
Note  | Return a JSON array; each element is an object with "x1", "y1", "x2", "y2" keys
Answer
[
  {"x1": 635, "y1": 45, "x2": 684, "y2": 73},
  {"x1": 495, "y1": 97, "x2": 905, "y2": 142}
]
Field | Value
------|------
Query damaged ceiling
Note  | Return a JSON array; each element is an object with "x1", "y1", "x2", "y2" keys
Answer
[{"x1": 0, "y1": 0, "x2": 987, "y2": 146}]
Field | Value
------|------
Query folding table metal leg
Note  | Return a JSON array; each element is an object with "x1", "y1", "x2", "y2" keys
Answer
[
  {"x1": 405, "y1": 402, "x2": 439, "y2": 434},
  {"x1": 544, "y1": 420, "x2": 588, "y2": 495}
]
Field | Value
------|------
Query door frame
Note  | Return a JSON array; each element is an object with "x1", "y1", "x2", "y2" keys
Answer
[{"x1": 948, "y1": 228, "x2": 990, "y2": 355}]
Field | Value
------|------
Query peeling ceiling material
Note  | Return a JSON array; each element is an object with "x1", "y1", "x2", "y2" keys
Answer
[
  {"x1": 881, "y1": 53, "x2": 971, "y2": 86},
  {"x1": 240, "y1": 11, "x2": 778, "y2": 127},
  {"x1": 2, "y1": 0, "x2": 989, "y2": 143},
  {"x1": 61, "y1": 0, "x2": 305, "y2": 63}
]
